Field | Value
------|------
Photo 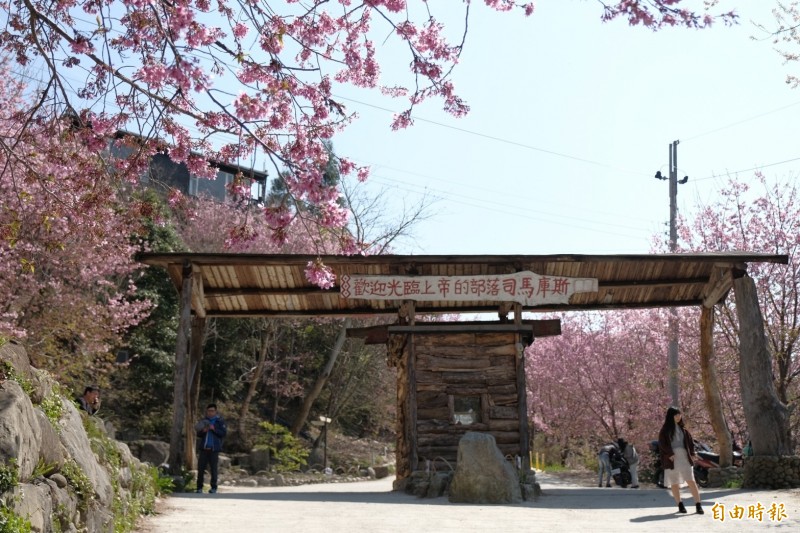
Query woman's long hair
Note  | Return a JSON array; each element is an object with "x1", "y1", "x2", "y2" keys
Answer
[{"x1": 661, "y1": 406, "x2": 685, "y2": 439}]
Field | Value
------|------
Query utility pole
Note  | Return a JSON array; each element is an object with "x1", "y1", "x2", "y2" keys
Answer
[{"x1": 655, "y1": 140, "x2": 687, "y2": 407}]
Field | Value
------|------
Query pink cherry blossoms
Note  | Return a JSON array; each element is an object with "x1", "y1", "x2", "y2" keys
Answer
[
  {"x1": 0, "y1": 0, "x2": 738, "y2": 293},
  {"x1": 305, "y1": 259, "x2": 337, "y2": 289},
  {"x1": 0, "y1": 1, "x2": 735, "y2": 246}
]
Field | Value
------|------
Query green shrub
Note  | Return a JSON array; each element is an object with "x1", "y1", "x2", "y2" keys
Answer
[
  {"x1": 254, "y1": 421, "x2": 309, "y2": 473},
  {"x1": 110, "y1": 463, "x2": 162, "y2": 531},
  {"x1": 39, "y1": 388, "x2": 64, "y2": 430},
  {"x1": 0, "y1": 460, "x2": 18, "y2": 494},
  {"x1": 30, "y1": 458, "x2": 56, "y2": 480},
  {"x1": 0, "y1": 505, "x2": 32, "y2": 533},
  {"x1": 1, "y1": 362, "x2": 32, "y2": 396},
  {"x1": 52, "y1": 504, "x2": 69, "y2": 533},
  {"x1": 61, "y1": 460, "x2": 93, "y2": 511},
  {"x1": 152, "y1": 468, "x2": 175, "y2": 496},
  {"x1": 83, "y1": 417, "x2": 121, "y2": 469}
]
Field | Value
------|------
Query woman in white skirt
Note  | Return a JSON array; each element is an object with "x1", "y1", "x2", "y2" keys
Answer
[{"x1": 657, "y1": 406, "x2": 704, "y2": 514}]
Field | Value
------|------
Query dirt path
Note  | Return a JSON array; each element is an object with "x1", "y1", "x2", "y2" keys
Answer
[{"x1": 136, "y1": 472, "x2": 800, "y2": 533}]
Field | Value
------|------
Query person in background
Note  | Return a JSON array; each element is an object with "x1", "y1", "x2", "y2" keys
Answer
[
  {"x1": 597, "y1": 442, "x2": 618, "y2": 487},
  {"x1": 195, "y1": 403, "x2": 227, "y2": 494},
  {"x1": 743, "y1": 439, "x2": 753, "y2": 457},
  {"x1": 77, "y1": 386, "x2": 100, "y2": 415},
  {"x1": 617, "y1": 438, "x2": 640, "y2": 489},
  {"x1": 658, "y1": 406, "x2": 704, "y2": 514}
]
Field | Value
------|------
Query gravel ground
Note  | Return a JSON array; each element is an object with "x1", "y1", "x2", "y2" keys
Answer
[{"x1": 135, "y1": 470, "x2": 800, "y2": 533}]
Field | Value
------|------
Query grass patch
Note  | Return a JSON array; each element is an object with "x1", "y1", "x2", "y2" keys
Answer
[
  {"x1": 723, "y1": 478, "x2": 743, "y2": 489},
  {"x1": 540, "y1": 463, "x2": 569, "y2": 473}
]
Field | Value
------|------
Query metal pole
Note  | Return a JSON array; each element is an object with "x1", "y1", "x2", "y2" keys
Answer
[
  {"x1": 669, "y1": 141, "x2": 679, "y2": 252},
  {"x1": 668, "y1": 140, "x2": 680, "y2": 406}
]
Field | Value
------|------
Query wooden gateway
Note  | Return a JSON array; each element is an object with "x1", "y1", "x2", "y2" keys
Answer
[{"x1": 136, "y1": 252, "x2": 790, "y2": 478}]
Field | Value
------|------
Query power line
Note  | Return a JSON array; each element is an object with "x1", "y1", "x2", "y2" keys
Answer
[
  {"x1": 691, "y1": 156, "x2": 800, "y2": 182},
  {"x1": 357, "y1": 157, "x2": 657, "y2": 224},
  {"x1": 335, "y1": 94, "x2": 646, "y2": 175},
  {"x1": 366, "y1": 173, "x2": 655, "y2": 241},
  {"x1": 682, "y1": 99, "x2": 800, "y2": 142}
]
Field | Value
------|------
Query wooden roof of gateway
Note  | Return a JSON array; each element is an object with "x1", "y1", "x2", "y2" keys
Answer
[{"x1": 136, "y1": 252, "x2": 789, "y2": 319}]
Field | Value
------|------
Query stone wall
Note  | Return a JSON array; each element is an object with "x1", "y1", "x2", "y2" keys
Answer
[
  {"x1": 1, "y1": 340, "x2": 159, "y2": 532},
  {"x1": 742, "y1": 456, "x2": 800, "y2": 489},
  {"x1": 707, "y1": 466, "x2": 744, "y2": 488}
]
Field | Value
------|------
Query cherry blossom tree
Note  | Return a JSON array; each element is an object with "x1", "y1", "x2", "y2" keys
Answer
[
  {"x1": 526, "y1": 310, "x2": 671, "y2": 465},
  {"x1": 678, "y1": 173, "x2": 800, "y2": 450},
  {"x1": 0, "y1": 0, "x2": 737, "y2": 258},
  {"x1": 0, "y1": 56, "x2": 151, "y2": 383},
  {"x1": 769, "y1": 2, "x2": 800, "y2": 89}
]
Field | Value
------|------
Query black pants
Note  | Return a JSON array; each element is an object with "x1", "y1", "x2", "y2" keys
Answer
[{"x1": 197, "y1": 449, "x2": 219, "y2": 490}]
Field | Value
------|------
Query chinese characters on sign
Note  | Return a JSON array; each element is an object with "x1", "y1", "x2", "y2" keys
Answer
[
  {"x1": 711, "y1": 502, "x2": 788, "y2": 522},
  {"x1": 339, "y1": 271, "x2": 598, "y2": 306}
]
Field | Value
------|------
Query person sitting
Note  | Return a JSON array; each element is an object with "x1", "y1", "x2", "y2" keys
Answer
[{"x1": 77, "y1": 386, "x2": 100, "y2": 415}]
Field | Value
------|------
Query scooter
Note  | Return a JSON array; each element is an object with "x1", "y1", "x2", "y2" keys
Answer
[
  {"x1": 610, "y1": 449, "x2": 632, "y2": 488},
  {"x1": 695, "y1": 440, "x2": 744, "y2": 468},
  {"x1": 692, "y1": 451, "x2": 717, "y2": 487},
  {"x1": 693, "y1": 440, "x2": 743, "y2": 487}
]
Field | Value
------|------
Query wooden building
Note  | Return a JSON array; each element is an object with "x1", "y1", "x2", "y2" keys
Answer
[{"x1": 349, "y1": 318, "x2": 562, "y2": 479}]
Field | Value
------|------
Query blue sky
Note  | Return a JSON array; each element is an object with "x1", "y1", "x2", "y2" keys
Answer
[{"x1": 332, "y1": 1, "x2": 799, "y2": 255}]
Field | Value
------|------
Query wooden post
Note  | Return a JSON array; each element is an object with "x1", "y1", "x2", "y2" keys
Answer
[
  {"x1": 396, "y1": 344, "x2": 410, "y2": 479},
  {"x1": 184, "y1": 316, "x2": 206, "y2": 471},
  {"x1": 404, "y1": 300, "x2": 418, "y2": 473},
  {"x1": 733, "y1": 274, "x2": 792, "y2": 456},
  {"x1": 515, "y1": 336, "x2": 530, "y2": 472},
  {"x1": 699, "y1": 306, "x2": 733, "y2": 467},
  {"x1": 168, "y1": 261, "x2": 193, "y2": 474}
]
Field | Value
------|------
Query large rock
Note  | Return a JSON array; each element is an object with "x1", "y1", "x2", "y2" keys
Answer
[
  {"x1": 57, "y1": 401, "x2": 114, "y2": 507},
  {"x1": 10, "y1": 483, "x2": 52, "y2": 532},
  {"x1": 249, "y1": 448, "x2": 271, "y2": 472},
  {"x1": 36, "y1": 409, "x2": 66, "y2": 471},
  {"x1": 448, "y1": 432, "x2": 522, "y2": 504},
  {"x1": 1, "y1": 342, "x2": 158, "y2": 532},
  {"x1": 0, "y1": 340, "x2": 35, "y2": 386},
  {"x1": 0, "y1": 380, "x2": 43, "y2": 480},
  {"x1": 130, "y1": 439, "x2": 170, "y2": 466}
]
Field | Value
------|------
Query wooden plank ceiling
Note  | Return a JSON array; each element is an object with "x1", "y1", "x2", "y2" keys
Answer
[{"x1": 137, "y1": 252, "x2": 789, "y2": 318}]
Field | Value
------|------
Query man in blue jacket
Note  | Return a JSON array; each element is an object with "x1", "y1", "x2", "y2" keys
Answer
[{"x1": 195, "y1": 403, "x2": 227, "y2": 494}]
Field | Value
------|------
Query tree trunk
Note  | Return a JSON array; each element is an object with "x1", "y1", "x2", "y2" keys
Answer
[
  {"x1": 290, "y1": 318, "x2": 351, "y2": 436},
  {"x1": 734, "y1": 274, "x2": 792, "y2": 456},
  {"x1": 238, "y1": 320, "x2": 273, "y2": 446},
  {"x1": 699, "y1": 306, "x2": 732, "y2": 467},
  {"x1": 168, "y1": 262, "x2": 193, "y2": 475}
]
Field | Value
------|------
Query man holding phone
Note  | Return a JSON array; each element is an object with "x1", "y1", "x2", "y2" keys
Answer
[{"x1": 194, "y1": 403, "x2": 227, "y2": 494}]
